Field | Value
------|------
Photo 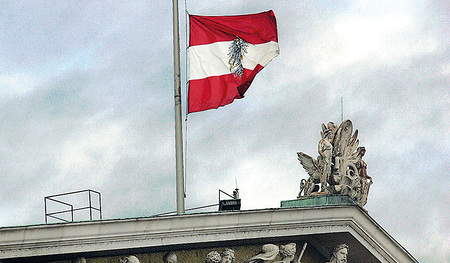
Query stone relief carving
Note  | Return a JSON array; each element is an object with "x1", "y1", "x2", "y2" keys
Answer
[
  {"x1": 206, "y1": 251, "x2": 223, "y2": 263},
  {"x1": 163, "y1": 252, "x2": 178, "y2": 263},
  {"x1": 221, "y1": 248, "x2": 236, "y2": 263},
  {"x1": 206, "y1": 248, "x2": 235, "y2": 263},
  {"x1": 120, "y1": 255, "x2": 140, "y2": 263},
  {"x1": 326, "y1": 244, "x2": 348, "y2": 263},
  {"x1": 245, "y1": 244, "x2": 279, "y2": 263},
  {"x1": 273, "y1": 243, "x2": 296, "y2": 263},
  {"x1": 244, "y1": 243, "x2": 304, "y2": 263},
  {"x1": 297, "y1": 120, "x2": 373, "y2": 207},
  {"x1": 69, "y1": 243, "x2": 310, "y2": 263}
]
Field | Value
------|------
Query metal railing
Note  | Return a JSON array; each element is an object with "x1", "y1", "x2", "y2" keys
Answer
[{"x1": 44, "y1": 189, "x2": 102, "y2": 223}]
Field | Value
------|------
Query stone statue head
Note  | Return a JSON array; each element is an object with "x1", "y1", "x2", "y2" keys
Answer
[
  {"x1": 359, "y1": 147, "x2": 366, "y2": 157},
  {"x1": 120, "y1": 255, "x2": 140, "y2": 263},
  {"x1": 279, "y1": 243, "x2": 296, "y2": 259},
  {"x1": 205, "y1": 251, "x2": 221, "y2": 263},
  {"x1": 220, "y1": 248, "x2": 235, "y2": 263},
  {"x1": 163, "y1": 252, "x2": 177, "y2": 263},
  {"x1": 321, "y1": 122, "x2": 337, "y2": 140},
  {"x1": 330, "y1": 244, "x2": 348, "y2": 263}
]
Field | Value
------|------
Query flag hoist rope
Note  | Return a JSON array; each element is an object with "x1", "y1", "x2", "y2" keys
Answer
[{"x1": 172, "y1": 0, "x2": 185, "y2": 214}]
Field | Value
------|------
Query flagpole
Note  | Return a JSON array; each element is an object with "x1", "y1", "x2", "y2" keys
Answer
[{"x1": 172, "y1": 0, "x2": 185, "y2": 214}]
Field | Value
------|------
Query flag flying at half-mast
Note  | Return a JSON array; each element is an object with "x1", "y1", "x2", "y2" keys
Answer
[{"x1": 188, "y1": 10, "x2": 279, "y2": 113}]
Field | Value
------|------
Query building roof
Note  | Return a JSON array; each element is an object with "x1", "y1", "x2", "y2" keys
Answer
[{"x1": 0, "y1": 202, "x2": 417, "y2": 263}]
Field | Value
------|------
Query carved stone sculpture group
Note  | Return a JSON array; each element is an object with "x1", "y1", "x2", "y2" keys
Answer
[
  {"x1": 70, "y1": 242, "x2": 348, "y2": 263},
  {"x1": 297, "y1": 120, "x2": 372, "y2": 207},
  {"x1": 205, "y1": 248, "x2": 235, "y2": 263}
]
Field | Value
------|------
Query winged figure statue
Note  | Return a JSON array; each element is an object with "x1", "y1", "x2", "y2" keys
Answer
[{"x1": 297, "y1": 120, "x2": 373, "y2": 207}]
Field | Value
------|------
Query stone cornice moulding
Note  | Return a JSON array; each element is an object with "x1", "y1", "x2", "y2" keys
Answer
[{"x1": 0, "y1": 206, "x2": 416, "y2": 263}]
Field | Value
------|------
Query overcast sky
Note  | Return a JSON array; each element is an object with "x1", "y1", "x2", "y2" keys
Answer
[{"x1": 0, "y1": 1, "x2": 448, "y2": 262}]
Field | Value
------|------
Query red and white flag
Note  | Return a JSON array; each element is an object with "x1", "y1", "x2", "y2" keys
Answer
[{"x1": 188, "y1": 10, "x2": 279, "y2": 113}]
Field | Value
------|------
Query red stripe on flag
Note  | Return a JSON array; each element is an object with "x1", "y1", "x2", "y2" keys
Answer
[
  {"x1": 189, "y1": 10, "x2": 278, "y2": 46},
  {"x1": 188, "y1": 65, "x2": 264, "y2": 113}
]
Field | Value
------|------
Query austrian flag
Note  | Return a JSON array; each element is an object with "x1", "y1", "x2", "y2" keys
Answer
[{"x1": 188, "y1": 10, "x2": 279, "y2": 113}]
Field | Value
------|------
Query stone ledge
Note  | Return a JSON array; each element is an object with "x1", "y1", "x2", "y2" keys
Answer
[{"x1": 0, "y1": 206, "x2": 417, "y2": 263}]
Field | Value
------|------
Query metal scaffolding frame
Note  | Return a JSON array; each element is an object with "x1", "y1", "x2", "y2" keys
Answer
[{"x1": 44, "y1": 189, "x2": 102, "y2": 223}]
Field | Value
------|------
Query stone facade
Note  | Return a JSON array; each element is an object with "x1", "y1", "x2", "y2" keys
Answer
[{"x1": 43, "y1": 244, "x2": 325, "y2": 263}]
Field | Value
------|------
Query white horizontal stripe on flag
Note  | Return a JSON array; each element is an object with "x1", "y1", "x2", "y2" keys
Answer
[{"x1": 189, "y1": 41, "x2": 279, "y2": 80}]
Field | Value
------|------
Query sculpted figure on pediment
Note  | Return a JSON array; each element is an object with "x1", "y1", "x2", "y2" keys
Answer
[
  {"x1": 206, "y1": 248, "x2": 235, "y2": 263},
  {"x1": 245, "y1": 244, "x2": 279, "y2": 263},
  {"x1": 120, "y1": 255, "x2": 140, "y2": 263},
  {"x1": 297, "y1": 120, "x2": 372, "y2": 207},
  {"x1": 163, "y1": 252, "x2": 178, "y2": 263},
  {"x1": 221, "y1": 248, "x2": 235, "y2": 263},
  {"x1": 206, "y1": 251, "x2": 223, "y2": 263},
  {"x1": 274, "y1": 243, "x2": 296, "y2": 263},
  {"x1": 245, "y1": 243, "x2": 300, "y2": 263},
  {"x1": 326, "y1": 244, "x2": 349, "y2": 263}
]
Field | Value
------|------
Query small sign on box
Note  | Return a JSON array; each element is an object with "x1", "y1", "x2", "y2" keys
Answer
[{"x1": 219, "y1": 199, "x2": 241, "y2": 211}]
